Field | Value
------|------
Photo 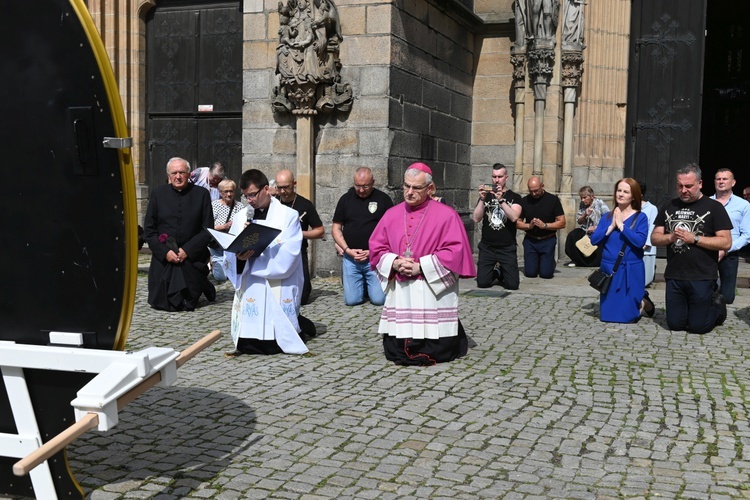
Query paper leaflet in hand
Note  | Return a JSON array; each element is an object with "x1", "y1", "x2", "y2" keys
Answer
[{"x1": 208, "y1": 206, "x2": 280, "y2": 255}]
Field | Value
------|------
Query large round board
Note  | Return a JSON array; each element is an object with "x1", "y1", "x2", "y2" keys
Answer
[{"x1": 0, "y1": 0, "x2": 137, "y2": 497}]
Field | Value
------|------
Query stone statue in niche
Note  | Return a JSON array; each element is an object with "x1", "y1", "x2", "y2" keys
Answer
[
  {"x1": 273, "y1": 0, "x2": 352, "y2": 113},
  {"x1": 562, "y1": 0, "x2": 585, "y2": 49},
  {"x1": 526, "y1": 0, "x2": 560, "y2": 42},
  {"x1": 513, "y1": 0, "x2": 527, "y2": 48}
]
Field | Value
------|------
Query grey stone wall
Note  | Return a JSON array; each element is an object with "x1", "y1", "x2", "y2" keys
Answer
[
  {"x1": 243, "y1": 0, "x2": 483, "y2": 278},
  {"x1": 387, "y1": 1, "x2": 477, "y2": 213}
]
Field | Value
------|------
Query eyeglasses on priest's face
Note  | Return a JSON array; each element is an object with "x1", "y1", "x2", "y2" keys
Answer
[
  {"x1": 276, "y1": 184, "x2": 294, "y2": 191},
  {"x1": 241, "y1": 190, "x2": 261, "y2": 201}
]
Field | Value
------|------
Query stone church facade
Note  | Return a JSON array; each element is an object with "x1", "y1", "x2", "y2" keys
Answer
[{"x1": 84, "y1": 0, "x2": 700, "y2": 277}]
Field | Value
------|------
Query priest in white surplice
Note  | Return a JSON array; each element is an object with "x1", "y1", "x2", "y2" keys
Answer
[
  {"x1": 224, "y1": 169, "x2": 310, "y2": 355},
  {"x1": 369, "y1": 163, "x2": 476, "y2": 365}
]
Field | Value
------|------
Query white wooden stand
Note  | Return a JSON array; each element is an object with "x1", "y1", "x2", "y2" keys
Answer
[{"x1": 0, "y1": 341, "x2": 180, "y2": 499}]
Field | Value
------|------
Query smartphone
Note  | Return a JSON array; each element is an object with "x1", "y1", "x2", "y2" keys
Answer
[{"x1": 482, "y1": 184, "x2": 498, "y2": 192}]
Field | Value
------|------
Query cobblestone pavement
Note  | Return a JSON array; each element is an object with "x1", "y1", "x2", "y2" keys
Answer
[{"x1": 24, "y1": 260, "x2": 750, "y2": 498}]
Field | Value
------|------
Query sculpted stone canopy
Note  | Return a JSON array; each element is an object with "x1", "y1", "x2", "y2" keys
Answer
[{"x1": 272, "y1": 0, "x2": 353, "y2": 114}]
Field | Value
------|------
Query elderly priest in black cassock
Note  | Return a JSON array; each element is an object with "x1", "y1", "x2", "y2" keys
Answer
[{"x1": 144, "y1": 157, "x2": 216, "y2": 311}]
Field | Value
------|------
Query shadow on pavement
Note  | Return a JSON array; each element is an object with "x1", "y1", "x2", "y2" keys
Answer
[{"x1": 68, "y1": 386, "x2": 256, "y2": 497}]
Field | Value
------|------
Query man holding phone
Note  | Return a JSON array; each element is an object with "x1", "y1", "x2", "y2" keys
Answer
[{"x1": 472, "y1": 163, "x2": 523, "y2": 289}]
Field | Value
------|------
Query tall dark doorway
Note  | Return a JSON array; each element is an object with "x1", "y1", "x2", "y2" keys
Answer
[
  {"x1": 146, "y1": 1, "x2": 242, "y2": 189},
  {"x1": 699, "y1": 1, "x2": 750, "y2": 196},
  {"x1": 625, "y1": 0, "x2": 707, "y2": 206}
]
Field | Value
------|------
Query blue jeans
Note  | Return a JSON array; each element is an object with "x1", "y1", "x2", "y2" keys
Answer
[
  {"x1": 209, "y1": 246, "x2": 227, "y2": 281},
  {"x1": 665, "y1": 279, "x2": 721, "y2": 334},
  {"x1": 718, "y1": 252, "x2": 738, "y2": 304},
  {"x1": 342, "y1": 254, "x2": 385, "y2": 306},
  {"x1": 523, "y1": 236, "x2": 557, "y2": 279}
]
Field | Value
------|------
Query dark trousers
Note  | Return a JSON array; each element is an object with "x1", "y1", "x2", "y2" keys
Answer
[
  {"x1": 564, "y1": 228, "x2": 602, "y2": 267},
  {"x1": 476, "y1": 241, "x2": 519, "y2": 289},
  {"x1": 301, "y1": 250, "x2": 312, "y2": 305},
  {"x1": 523, "y1": 236, "x2": 557, "y2": 279},
  {"x1": 718, "y1": 251, "x2": 738, "y2": 304},
  {"x1": 665, "y1": 279, "x2": 721, "y2": 334}
]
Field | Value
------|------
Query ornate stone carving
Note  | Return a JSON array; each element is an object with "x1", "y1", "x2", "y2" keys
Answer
[
  {"x1": 528, "y1": 48, "x2": 555, "y2": 100},
  {"x1": 562, "y1": 0, "x2": 585, "y2": 51},
  {"x1": 272, "y1": 0, "x2": 352, "y2": 114},
  {"x1": 526, "y1": 0, "x2": 560, "y2": 43},
  {"x1": 527, "y1": 48, "x2": 555, "y2": 81},
  {"x1": 561, "y1": 50, "x2": 585, "y2": 88},
  {"x1": 510, "y1": 50, "x2": 527, "y2": 86},
  {"x1": 513, "y1": 0, "x2": 527, "y2": 48},
  {"x1": 512, "y1": 0, "x2": 563, "y2": 100}
]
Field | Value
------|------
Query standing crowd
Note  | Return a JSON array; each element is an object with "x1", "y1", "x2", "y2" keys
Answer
[{"x1": 143, "y1": 158, "x2": 749, "y2": 366}]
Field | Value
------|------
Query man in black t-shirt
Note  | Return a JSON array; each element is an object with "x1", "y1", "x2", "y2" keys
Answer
[
  {"x1": 517, "y1": 176, "x2": 566, "y2": 279},
  {"x1": 472, "y1": 163, "x2": 523, "y2": 289},
  {"x1": 652, "y1": 164, "x2": 732, "y2": 334},
  {"x1": 332, "y1": 167, "x2": 394, "y2": 305},
  {"x1": 276, "y1": 169, "x2": 324, "y2": 305}
]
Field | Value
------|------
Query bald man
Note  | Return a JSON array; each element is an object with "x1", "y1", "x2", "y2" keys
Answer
[
  {"x1": 275, "y1": 169, "x2": 324, "y2": 305},
  {"x1": 332, "y1": 167, "x2": 394, "y2": 306},
  {"x1": 517, "y1": 176, "x2": 566, "y2": 279}
]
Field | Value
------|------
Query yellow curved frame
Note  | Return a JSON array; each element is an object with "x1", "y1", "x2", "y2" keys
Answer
[
  {"x1": 69, "y1": 0, "x2": 137, "y2": 352},
  {"x1": 49, "y1": 2, "x2": 138, "y2": 497}
]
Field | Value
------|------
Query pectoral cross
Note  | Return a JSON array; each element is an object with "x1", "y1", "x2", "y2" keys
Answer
[{"x1": 403, "y1": 245, "x2": 412, "y2": 258}]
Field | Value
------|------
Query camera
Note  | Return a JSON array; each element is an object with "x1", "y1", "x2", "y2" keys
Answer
[{"x1": 482, "y1": 184, "x2": 498, "y2": 193}]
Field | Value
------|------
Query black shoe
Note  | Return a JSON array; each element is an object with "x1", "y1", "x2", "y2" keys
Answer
[
  {"x1": 205, "y1": 283, "x2": 217, "y2": 302},
  {"x1": 182, "y1": 299, "x2": 195, "y2": 312},
  {"x1": 224, "y1": 349, "x2": 242, "y2": 358},
  {"x1": 713, "y1": 292, "x2": 727, "y2": 326},
  {"x1": 642, "y1": 293, "x2": 655, "y2": 318}
]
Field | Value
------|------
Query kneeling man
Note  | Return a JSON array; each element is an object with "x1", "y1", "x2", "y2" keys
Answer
[
  {"x1": 369, "y1": 163, "x2": 476, "y2": 365},
  {"x1": 224, "y1": 169, "x2": 309, "y2": 355}
]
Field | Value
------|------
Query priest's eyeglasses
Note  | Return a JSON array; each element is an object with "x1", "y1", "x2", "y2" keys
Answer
[
  {"x1": 402, "y1": 182, "x2": 429, "y2": 192},
  {"x1": 241, "y1": 190, "x2": 261, "y2": 201}
]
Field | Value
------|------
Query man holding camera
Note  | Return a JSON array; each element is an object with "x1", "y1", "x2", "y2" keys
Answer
[{"x1": 472, "y1": 163, "x2": 523, "y2": 289}]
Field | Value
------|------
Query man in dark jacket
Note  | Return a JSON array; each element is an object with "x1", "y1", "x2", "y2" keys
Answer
[{"x1": 144, "y1": 157, "x2": 215, "y2": 311}]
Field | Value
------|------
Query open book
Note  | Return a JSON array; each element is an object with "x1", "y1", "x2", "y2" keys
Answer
[{"x1": 207, "y1": 219, "x2": 281, "y2": 255}]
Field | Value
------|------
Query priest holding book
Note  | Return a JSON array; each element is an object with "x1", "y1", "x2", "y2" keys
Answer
[{"x1": 223, "y1": 169, "x2": 311, "y2": 355}]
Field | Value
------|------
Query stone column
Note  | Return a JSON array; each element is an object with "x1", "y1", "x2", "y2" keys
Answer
[
  {"x1": 527, "y1": 41, "x2": 556, "y2": 176},
  {"x1": 293, "y1": 111, "x2": 316, "y2": 200},
  {"x1": 561, "y1": 51, "x2": 585, "y2": 195},
  {"x1": 511, "y1": 47, "x2": 527, "y2": 185},
  {"x1": 561, "y1": 0, "x2": 586, "y2": 195}
]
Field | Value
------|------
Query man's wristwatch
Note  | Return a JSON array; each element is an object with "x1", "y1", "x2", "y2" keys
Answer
[{"x1": 694, "y1": 235, "x2": 701, "y2": 245}]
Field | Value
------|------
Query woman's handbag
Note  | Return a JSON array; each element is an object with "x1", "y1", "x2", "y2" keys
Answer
[
  {"x1": 575, "y1": 234, "x2": 598, "y2": 257},
  {"x1": 587, "y1": 214, "x2": 638, "y2": 294},
  {"x1": 587, "y1": 268, "x2": 612, "y2": 294}
]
